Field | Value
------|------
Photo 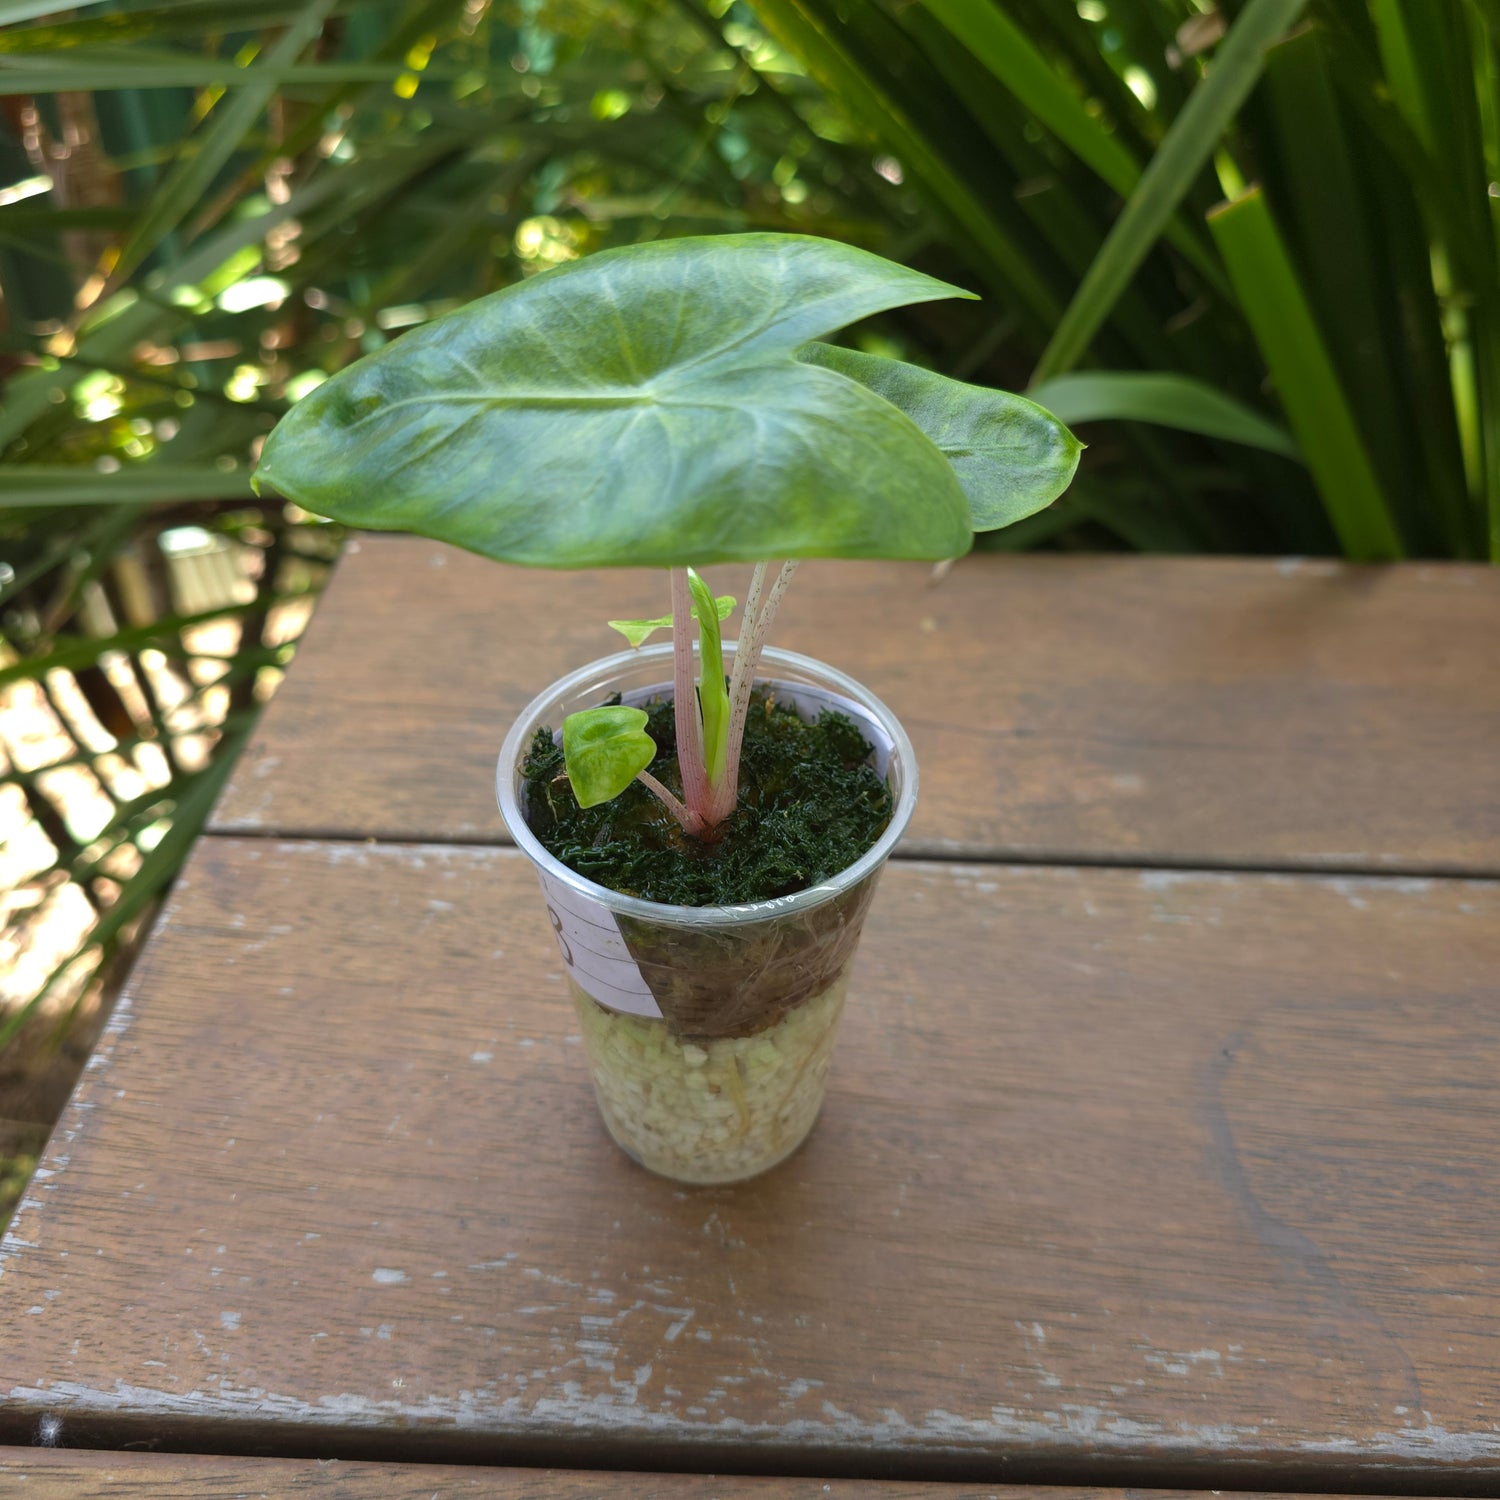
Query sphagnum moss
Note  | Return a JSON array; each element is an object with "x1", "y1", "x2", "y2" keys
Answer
[{"x1": 521, "y1": 687, "x2": 892, "y2": 907}]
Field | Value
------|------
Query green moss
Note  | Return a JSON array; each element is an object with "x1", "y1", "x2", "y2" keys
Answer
[{"x1": 522, "y1": 687, "x2": 891, "y2": 905}]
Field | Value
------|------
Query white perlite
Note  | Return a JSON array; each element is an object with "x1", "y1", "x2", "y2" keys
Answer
[{"x1": 571, "y1": 974, "x2": 849, "y2": 1184}]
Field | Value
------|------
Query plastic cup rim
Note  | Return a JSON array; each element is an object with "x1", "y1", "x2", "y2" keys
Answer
[{"x1": 496, "y1": 642, "x2": 918, "y2": 929}]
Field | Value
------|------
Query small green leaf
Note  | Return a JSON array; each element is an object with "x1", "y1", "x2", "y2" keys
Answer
[
  {"x1": 609, "y1": 594, "x2": 734, "y2": 650},
  {"x1": 255, "y1": 234, "x2": 978, "y2": 567},
  {"x1": 686, "y1": 568, "x2": 730, "y2": 786},
  {"x1": 562, "y1": 706, "x2": 656, "y2": 810},
  {"x1": 800, "y1": 343, "x2": 1082, "y2": 530}
]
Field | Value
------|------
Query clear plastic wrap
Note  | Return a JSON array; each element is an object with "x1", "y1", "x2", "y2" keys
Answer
[{"x1": 497, "y1": 644, "x2": 917, "y2": 1184}]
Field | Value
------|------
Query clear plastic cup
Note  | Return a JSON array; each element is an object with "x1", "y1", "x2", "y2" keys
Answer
[{"x1": 497, "y1": 644, "x2": 917, "y2": 1185}]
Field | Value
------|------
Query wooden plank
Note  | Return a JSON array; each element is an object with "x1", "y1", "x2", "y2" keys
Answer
[
  {"x1": 3, "y1": 839, "x2": 1497, "y2": 1485},
  {"x1": 0, "y1": 1455, "x2": 1446, "y2": 1500},
  {"x1": 0, "y1": 1449, "x2": 1100, "y2": 1497},
  {"x1": 210, "y1": 538, "x2": 1500, "y2": 873}
]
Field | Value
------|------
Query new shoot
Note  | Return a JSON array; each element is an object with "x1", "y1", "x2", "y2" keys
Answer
[{"x1": 562, "y1": 563, "x2": 797, "y2": 840}]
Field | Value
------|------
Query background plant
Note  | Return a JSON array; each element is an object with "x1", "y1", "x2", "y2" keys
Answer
[
  {"x1": 0, "y1": 0, "x2": 927, "y2": 1229},
  {"x1": 744, "y1": 0, "x2": 1500, "y2": 562},
  {"x1": 2, "y1": 0, "x2": 1495, "y2": 1225}
]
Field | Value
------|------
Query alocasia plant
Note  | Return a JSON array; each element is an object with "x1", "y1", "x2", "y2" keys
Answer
[{"x1": 255, "y1": 233, "x2": 1080, "y2": 841}]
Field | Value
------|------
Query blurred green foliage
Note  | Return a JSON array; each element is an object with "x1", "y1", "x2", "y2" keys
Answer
[
  {"x1": 0, "y1": 0, "x2": 934, "y2": 1062},
  {"x1": 0, "y1": 0, "x2": 1495, "y2": 1083},
  {"x1": 749, "y1": 0, "x2": 1499, "y2": 562},
  {"x1": 0, "y1": 1147, "x2": 38, "y2": 1233}
]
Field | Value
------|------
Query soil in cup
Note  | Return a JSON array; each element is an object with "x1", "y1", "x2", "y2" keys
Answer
[{"x1": 520, "y1": 686, "x2": 891, "y2": 906}]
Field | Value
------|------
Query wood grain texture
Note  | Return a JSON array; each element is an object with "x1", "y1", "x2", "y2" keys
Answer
[
  {"x1": 0, "y1": 1457, "x2": 1443, "y2": 1500},
  {"x1": 0, "y1": 1449, "x2": 1127, "y2": 1498},
  {"x1": 209, "y1": 538, "x2": 1500, "y2": 873},
  {"x1": 2, "y1": 838, "x2": 1496, "y2": 1486}
]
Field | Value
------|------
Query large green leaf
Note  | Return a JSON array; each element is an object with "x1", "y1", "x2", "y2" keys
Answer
[
  {"x1": 255, "y1": 234, "x2": 982, "y2": 567},
  {"x1": 800, "y1": 343, "x2": 1081, "y2": 528}
]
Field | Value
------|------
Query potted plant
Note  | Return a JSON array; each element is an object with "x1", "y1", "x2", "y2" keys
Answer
[{"x1": 255, "y1": 233, "x2": 1079, "y2": 1184}]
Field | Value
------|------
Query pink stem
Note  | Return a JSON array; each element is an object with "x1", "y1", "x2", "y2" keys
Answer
[
  {"x1": 636, "y1": 770, "x2": 701, "y2": 836},
  {"x1": 670, "y1": 566, "x2": 711, "y2": 824},
  {"x1": 710, "y1": 558, "x2": 799, "y2": 826}
]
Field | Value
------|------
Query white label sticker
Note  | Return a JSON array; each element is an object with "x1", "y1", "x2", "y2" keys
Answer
[
  {"x1": 534, "y1": 863, "x2": 663, "y2": 1019},
  {"x1": 535, "y1": 679, "x2": 895, "y2": 1019}
]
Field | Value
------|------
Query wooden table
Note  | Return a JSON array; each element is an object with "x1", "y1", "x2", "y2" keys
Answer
[{"x1": 2, "y1": 539, "x2": 1498, "y2": 1495}]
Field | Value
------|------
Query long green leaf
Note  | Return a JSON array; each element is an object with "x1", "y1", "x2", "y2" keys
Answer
[
  {"x1": 1032, "y1": 0, "x2": 1309, "y2": 383},
  {"x1": 0, "y1": 0, "x2": 107, "y2": 19},
  {"x1": 1379, "y1": 0, "x2": 1500, "y2": 559},
  {"x1": 687, "y1": 566, "x2": 730, "y2": 784},
  {"x1": 1370, "y1": 0, "x2": 1435, "y2": 152},
  {"x1": 0, "y1": 599, "x2": 285, "y2": 689},
  {"x1": 1028, "y1": 371, "x2": 1298, "y2": 459},
  {"x1": 1208, "y1": 187, "x2": 1402, "y2": 560},
  {"x1": 916, "y1": 0, "x2": 1226, "y2": 296},
  {"x1": 0, "y1": 0, "x2": 346, "y2": 51},
  {"x1": 886, "y1": 4, "x2": 1186, "y2": 375},
  {"x1": 919, "y1": 0, "x2": 1138, "y2": 193},
  {"x1": 745, "y1": 0, "x2": 1063, "y2": 328},
  {"x1": 1314, "y1": 18, "x2": 1481, "y2": 554},
  {"x1": 0, "y1": 62, "x2": 444, "y2": 93},
  {"x1": 1259, "y1": 25, "x2": 1438, "y2": 544},
  {"x1": 110, "y1": 0, "x2": 340, "y2": 285},
  {"x1": 2, "y1": 466, "x2": 257, "y2": 504}
]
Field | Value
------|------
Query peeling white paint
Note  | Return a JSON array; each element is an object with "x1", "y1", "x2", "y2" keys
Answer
[{"x1": 781, "y1": 1378, "x2": 823, "y2": 1403}]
